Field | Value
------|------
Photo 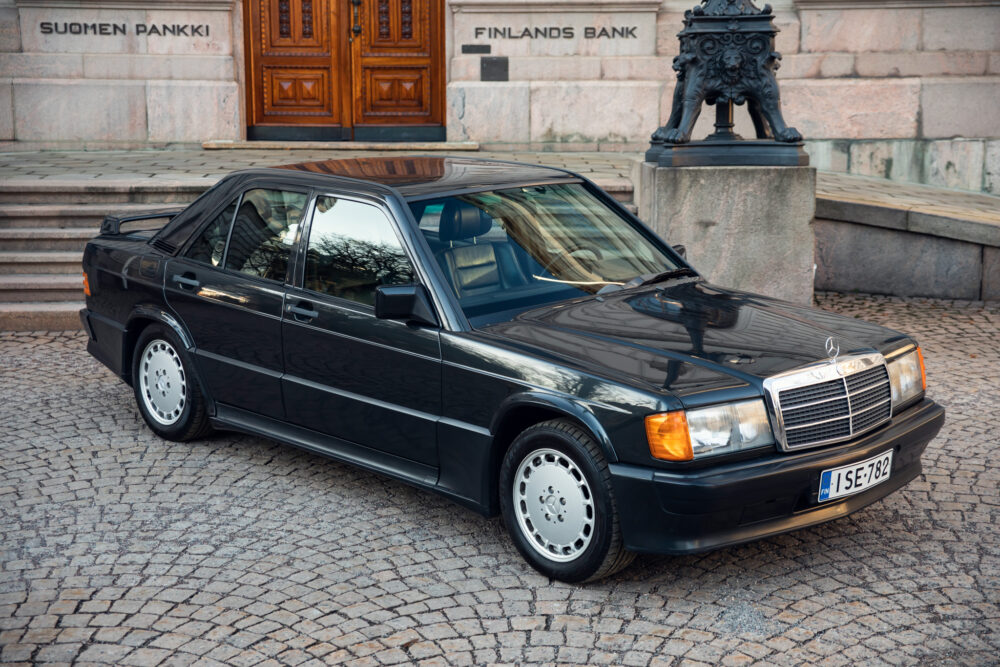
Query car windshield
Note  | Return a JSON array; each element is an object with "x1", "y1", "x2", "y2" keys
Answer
[{"x1": 408, "y1": 182, "x2": 682, "y2": 326}]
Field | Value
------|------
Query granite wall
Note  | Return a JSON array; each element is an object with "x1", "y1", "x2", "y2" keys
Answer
[
  {"x1": 447, "y1": 0, "x2": 1000, "y2": 193},
  {"x1": 0, "y1": 0, "x2": 242, "y2": 148}
]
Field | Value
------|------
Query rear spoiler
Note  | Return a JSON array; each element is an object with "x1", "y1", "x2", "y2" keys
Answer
[{"x1": 99, "y1": 208, "x2": 186, "y2": 235}]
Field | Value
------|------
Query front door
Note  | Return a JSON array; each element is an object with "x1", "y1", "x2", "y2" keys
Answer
[
  {"x1": 245, "y1": 0, "x2": 445, "y2": 141},
  {"x1": 281, "y1": 193, "x2": 442, "y2": 467}
]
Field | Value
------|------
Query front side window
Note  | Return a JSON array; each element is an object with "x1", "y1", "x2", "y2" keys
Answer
[
  {"x1": 409, "y1": 182, "x2": 680, "y2": 325},
  {"x1": 185, "y1": 198, "x2": 237, "y2": 267},
  {"x1": 304, "y1": 196, "x2": 414, "y2": 306},
  {"x1": 225, "y1": 188, "x2": 307, "y2": 282}
]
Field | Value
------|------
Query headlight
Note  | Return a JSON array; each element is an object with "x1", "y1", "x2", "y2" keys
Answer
[
  {"x1": 887, "y1": 347, "x2": 926, "y2": 410},
  {"x1": 646, "y1": 399, "x2": 775, "y2": 462}
]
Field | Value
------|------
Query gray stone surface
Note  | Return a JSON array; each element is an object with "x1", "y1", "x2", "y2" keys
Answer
[
  {"x1": 985, "y1": 140, "x2": 1000, "y2": 195},
  {"x1": 0, "y1": 5, "x2": 20, "y2": 53},
  {"x1": 146, "y1": 81, "x2": 239, "y2": 143},
  {"x1": 814, "y1": 219, "x2": 982, "y2": 299},
  {"x1": 0, "y1": 79, "x2": 10, "y2": 141},
  {"x1": 12, "y1": 79, "x2": 146, "y2": 142},
  {"x1": 638, "y1": 163, "x2": 816, "y2": 304},
  {"x1": 983, "y1": 246, "x2": 1000, "y2": 301},
  {"x1": 2, "y1": 292, "x2": 1000, "y2": 664},
  {"x1": 920, "y1": 78, "x2": 1000, "y2": 140},
  {"x1": 924, "y1": 139, "x2": 986, "y2": 192},
  {"x1": 446, "y1": 82, "x2": 531, "y2": 144}
]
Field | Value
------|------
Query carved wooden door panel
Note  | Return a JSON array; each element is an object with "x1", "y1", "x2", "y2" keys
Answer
[
  {"x1": 349, "y1": 0, "x2": 445, "y2": 140},
  {"x1": 246, "y1": 0, "x2": 444, "y2": 141},
  {"x1": 246, "y1": 0, "x2": 351, "y2": 139}
]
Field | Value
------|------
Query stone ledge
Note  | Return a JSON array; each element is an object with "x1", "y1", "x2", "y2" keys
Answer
[{"x1": 816, "y1": 173, "x2": 1000, "y2": 248}]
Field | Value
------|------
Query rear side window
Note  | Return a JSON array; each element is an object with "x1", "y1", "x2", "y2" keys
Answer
[
  {"x1": 303, "y1": 196, "x2": 414, "y2": 306},
  {"x1": 185, "y1": 199, "x2": 237, "y2": 267},
  {"x1": 225, "y1": 189, "x2": 308, "y2": 282}
]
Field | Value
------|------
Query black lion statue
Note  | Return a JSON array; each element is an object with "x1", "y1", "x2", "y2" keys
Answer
[{"x1": 653, "y1": 0, "x2": 802, "y2": 145}]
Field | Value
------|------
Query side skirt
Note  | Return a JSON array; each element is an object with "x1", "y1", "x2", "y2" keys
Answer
[{"x1": 211, "y1": 404, "x2": 489, "y2": 514}]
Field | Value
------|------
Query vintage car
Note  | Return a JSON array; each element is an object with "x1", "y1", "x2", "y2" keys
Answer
[{"x1": 81, "y1": 157, "x2": 945, "y2": 582}]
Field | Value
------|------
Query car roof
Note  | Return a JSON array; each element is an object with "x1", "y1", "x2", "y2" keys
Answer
[{"x1": 268, "y1": 155, "x2": 581, "y2": 198}]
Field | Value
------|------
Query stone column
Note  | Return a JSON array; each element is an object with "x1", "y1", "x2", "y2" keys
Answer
[{"x1": 636, "y1": 162, "x2": 817, "y2": 304}]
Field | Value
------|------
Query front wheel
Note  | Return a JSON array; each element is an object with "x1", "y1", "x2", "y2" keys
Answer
[
  {"x1": 499, "y1": 419, "x2": 634, "y2": 582},
  {"x1": 131, "y1": 324, "x2": 212, "y2": 441}
]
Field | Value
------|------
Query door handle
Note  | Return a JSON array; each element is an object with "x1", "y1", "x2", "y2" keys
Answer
[
  {"x1": 172, "y1": 273, "x2": 200, "y2": 290},
  {"x1": 288, "y1": 301, "x2": 319, "y2": 321},
  {"x1": 351, "y1": 0, "x2": 362, "y2": 36}
]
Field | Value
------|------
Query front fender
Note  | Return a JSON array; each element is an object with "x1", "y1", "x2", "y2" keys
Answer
[{"x1": 491, "y1": 390, "x2": 620, "y2": 464}]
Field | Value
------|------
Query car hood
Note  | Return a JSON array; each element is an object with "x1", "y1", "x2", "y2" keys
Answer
[{"x1": 478, "y1": 281, "x2": 910, "y2": 401}]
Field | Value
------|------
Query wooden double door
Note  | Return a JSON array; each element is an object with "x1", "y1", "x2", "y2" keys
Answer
[{"x1": 245, "y1": 0, "x2": 445, "y2": 141}]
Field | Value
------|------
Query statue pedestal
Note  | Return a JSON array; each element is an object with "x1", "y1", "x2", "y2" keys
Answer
[{"x1": 636, "y1": 162, "x2": 817, "y2": 305}]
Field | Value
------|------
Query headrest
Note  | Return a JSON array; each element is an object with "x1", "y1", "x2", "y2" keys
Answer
[{"x1": 440, "y1": 200, "x2": 491, "y2": 242}]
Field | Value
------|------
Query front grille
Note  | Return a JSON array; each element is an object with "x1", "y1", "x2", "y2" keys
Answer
[{"x1": 773, "y1": 362, "x2": 891, "y2": 450}]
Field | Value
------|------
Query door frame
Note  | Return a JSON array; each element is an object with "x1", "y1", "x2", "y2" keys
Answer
[{"x1": 243, "y1": 0, "x2": 446, "y2": 142}]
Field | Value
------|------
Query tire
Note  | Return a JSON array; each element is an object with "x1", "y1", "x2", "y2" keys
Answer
[
  {"x1": 499, "y1": 419, "x2": 635, "y2": 583},
  {"x1": 131, "y1": 324, "x2": 212, "y2": 442}
]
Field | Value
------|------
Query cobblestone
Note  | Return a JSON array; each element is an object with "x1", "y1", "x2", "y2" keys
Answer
[{"x1": 1, "y1": 292, "x2": 999, "y2": 665}]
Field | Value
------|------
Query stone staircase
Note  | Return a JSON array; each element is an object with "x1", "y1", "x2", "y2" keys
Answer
[{"x1": 0, "y1": 182, "x2": 210, "y2": 330}]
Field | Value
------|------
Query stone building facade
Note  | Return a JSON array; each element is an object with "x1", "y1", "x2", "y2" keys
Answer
[{"x1": 0, "y1": 0, "x2": 998, "y2": 191}]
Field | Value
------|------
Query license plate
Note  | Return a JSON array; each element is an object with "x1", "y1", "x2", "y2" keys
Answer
[{"x1": 818, "y1": 450, "x2": 893, "y2": 502}]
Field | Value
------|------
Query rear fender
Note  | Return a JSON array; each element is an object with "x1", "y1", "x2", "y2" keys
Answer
[{"x1": 123, "y1": 307, "x2": 213, "y2": 414}]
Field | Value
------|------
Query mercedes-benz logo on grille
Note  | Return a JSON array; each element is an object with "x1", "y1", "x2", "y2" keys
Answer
[{"x1": 825, "y1": 336, "x2": 840, "y2": 361}]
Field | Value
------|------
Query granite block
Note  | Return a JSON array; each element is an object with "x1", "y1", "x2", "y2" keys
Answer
[
  {"x1": 920, "y1": 78, "x2": 1000, "y2": 139},
  {"x1": 530, "y1": 81, "x2": 660, "y2": 143},
  {"x1": 13, "y1": 79, "x2": 146, "y2": 142},
  {"x1": 447, "y1": 81, "x2": 530, "y2": 143},
  {"x1": 814, "y1": 219, "x2": 982, "y2": 300},
  {"x1": 146, "y1": 80, "x2": 238, "y2": 143},
  {"x1": 640, "y1": 163, "x2": 816, "y2": 304}
]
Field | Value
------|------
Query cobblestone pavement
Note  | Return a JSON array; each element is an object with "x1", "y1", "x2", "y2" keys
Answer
[{"x1": 1, "y1": 293, "x2": 999, "y2": 667}]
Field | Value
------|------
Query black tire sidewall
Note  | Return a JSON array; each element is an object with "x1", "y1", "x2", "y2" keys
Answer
[
  {"x1": 131, "y1": 325, "x2": 200, "y2": 440},
  {"x1": 499, "y1": 424, "x2": 614, "y2": 582}
]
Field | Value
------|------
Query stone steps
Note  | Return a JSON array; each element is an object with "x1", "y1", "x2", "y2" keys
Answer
[
  {"x1": 0, "y1": 228, "x2": 97, "y2": 252},
  {"x1": 0, "y1": 179, "x2": 207, "y2": 330},
  {"x1": 0, "y1": 203, "x2": 170, "y2": 228},
  {"x1": 0, "y1": 179, "x2": 211, "y2": 204},
  {"x1": 0, "y1": 274, "x2": 85, "y2": 302},
  {"x1": 0, "y1": 302, "x2": 82, "y2": 331},
  {"x1": 0, "y1": 251, "x2": 84, "y2": 275}
]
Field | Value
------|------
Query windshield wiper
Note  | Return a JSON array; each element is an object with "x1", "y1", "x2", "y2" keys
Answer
[{"x1": 626, "y1": 267, "x2": 699, "y2": 288}]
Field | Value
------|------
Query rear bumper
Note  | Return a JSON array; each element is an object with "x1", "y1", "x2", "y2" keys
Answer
[
  {"x1": 80, "y1": 307, "x2": 126, "y2": 379},
  {"x1": 610, "y1": 398, "x2": 945, "y2": 555}
]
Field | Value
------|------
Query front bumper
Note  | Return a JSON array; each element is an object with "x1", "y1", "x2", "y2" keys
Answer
[{"x1": 610, "y1": 398, "x2": 945, "y2": 555}]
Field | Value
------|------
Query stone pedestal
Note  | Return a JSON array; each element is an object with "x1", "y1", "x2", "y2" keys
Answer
[{"x1": 636, "y1": 163, "x2": 817, "y2": 304}]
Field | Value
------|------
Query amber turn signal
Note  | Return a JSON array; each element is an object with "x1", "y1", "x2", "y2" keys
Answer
[
  {"x1": 82, "y1": 272, "x2": 91, "y2": 297},
  {"x1": 916, "y1": 346, "x2": 927, "y2": 391},
  {"x1": 645, "y1": 411, "x2": 693, "y2": 462}
]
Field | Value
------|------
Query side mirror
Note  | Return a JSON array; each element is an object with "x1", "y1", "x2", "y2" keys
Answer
[
  {"x1": 672, "y1": 244, "x2": 687, "y2": 259},
  {"x1": 375, "y1": 284, "x2": 438, "y2": 327}
]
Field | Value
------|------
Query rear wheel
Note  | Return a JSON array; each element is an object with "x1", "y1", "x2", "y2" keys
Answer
[
  {"x1": 132, "y1": 324, "x2": 212, "y2": 441},
  {"x1": 499, "y1": 419, "x2": 634, "y2": 582}
]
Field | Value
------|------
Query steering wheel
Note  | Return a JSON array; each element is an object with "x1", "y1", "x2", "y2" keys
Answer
[{"x1": 539, "y1": 243, "x2": 604, "y2": 275}]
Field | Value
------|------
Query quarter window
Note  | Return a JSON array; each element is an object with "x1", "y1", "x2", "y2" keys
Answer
[
  {"x1": 304, "y1": 196, "x2": 414, "y2": 306},
  {"x1": 185, "y1": 198, "x2": 237, "y2": 267},
  {"x1": 225, "y1": 189, "x2": 307, "y2": 282}
]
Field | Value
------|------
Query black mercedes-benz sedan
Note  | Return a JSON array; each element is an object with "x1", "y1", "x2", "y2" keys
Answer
[{"x1": 80, "y1": 156, "x2": 944, "y2": 582}]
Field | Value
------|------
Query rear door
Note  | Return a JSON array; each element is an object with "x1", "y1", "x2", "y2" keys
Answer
[
  {"x1": 165, "y1": 187, "x2": 308, "y2": 419},
  {"x1": 281, "y1": 192, "x2": 442, "y2": 466}
]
